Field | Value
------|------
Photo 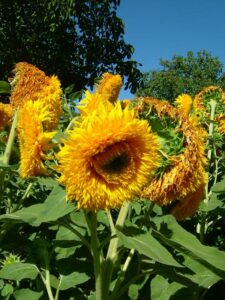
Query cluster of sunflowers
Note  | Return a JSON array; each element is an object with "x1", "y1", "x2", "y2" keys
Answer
[{"x1": 1, "y1": 62, "x2": 225, "y2": 221}]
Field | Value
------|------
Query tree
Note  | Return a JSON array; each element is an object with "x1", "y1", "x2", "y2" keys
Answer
[
  {"x1": 0, "y1": 0, "x2": 142, "y2": 93},
  {"x1": 136, "y1": 51, "x2": 225, "y2": 102}
]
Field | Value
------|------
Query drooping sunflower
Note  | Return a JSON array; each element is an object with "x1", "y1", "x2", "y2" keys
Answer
[
  {"x1": 137, "y1": 97, "x2": 207, "y2": 212},
  {"x1": 10, "y1": 62, "x2": 62, "y2": 129},
  {"x1": 171, "y1": 181, "x2": 206, "y2": 220},
  {"x1": 0, "y1": 103, "x2": 13, "y2": 130},
  {"x1": 77, "y1": 73, "x2": 122, "y2": 116},
  {"x1": 18, "y1": 100, "x2": 56, "y2": 178},
  {"x1": 57, "y1": 101, "x2": 160, "y2": 211},
  {"x1": 194, "y1": 86, "x2": 224, "y2": 110}
]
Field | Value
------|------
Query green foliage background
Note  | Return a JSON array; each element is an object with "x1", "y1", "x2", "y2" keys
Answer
[{"x1": 136, "y1": 51, "x2": 225, "y2": 102}]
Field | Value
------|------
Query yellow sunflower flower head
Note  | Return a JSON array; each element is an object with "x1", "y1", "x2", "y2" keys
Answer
[
  {"x1": 136, "y1": 97, "x2": 207, "y2": 210},
  {"x1": 10, "y1": 62, "x2": 49, "y2": 109},
  {"x1": 0, "y1": 103, "x2": 13, "y2": 130},
  {"x1": 57, "y1": 101, "x2": 160, "y2": 211},
  {"x1": 77, "y1": 73, "x2": 122, "y2": 116},
  {"x1": 95, "y1": 72, "x2": 122, "y2": 104},
  {"x1": 194, "y1": 86, "x2": 223, "y2": 110},
  {"x1": 18, "y1": 100, "x2": 56, "y2": 178},
  {"x1": 77, "y1": 90, "x2": 111, "y2": 117},
  {"x1": 10, "y1": 62, "x2": 62, "y2": 129},
  {"x1": 175, "y1": 94, "x2": 194, "y2": 115},
  {"x1": 171, "y1": 181, "x2": 206, "y2": 220},
  {"x1": 34, "y1": 75, "x2": 62, "y2": 130}
]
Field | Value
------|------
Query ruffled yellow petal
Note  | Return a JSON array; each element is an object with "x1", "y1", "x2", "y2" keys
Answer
[
  {"x1": 175, "y1": 94, "x2": 193, "y2": 115},
  {"x1": 18, "y1": 100, "x2": 55, "y2": 178},
  {"x1": 10, "y1": 62, "x2": 62, "y2": 129},
  {"x1": 77, "y1": 73, "x2": 122, "y2": 116},
  {"x1": 95, "y1": 72, "x2": 122, "y2": 104}
]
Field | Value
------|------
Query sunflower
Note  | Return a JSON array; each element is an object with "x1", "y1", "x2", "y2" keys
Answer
[
  {"x1": 194, "y1": 86, "x2": 223, "y2": 109},
  {"x1": 95, "y1": 72, "x2": 122, "y2": 104},
  {"x1": 0, "y1": 103, "x2": 13, "y2": 130},
  {"x1": 77, "y1": 73, "x2": 122, "y2": 116},
  {"x1": 137, "y1": 97, "x2": 207, "y2": 207},
  {"x1": 175, "y1": 94, "x2": 194, "y2": 115},
  {"x1": 171, "y1": 182, "x2": 205, "y2": 220},
  {"x1": 18, "y1": 100, "x2": 56, "y2": 178},
  {"x1": 10, "y1": 62, "x2": 62, "y2": 129},
  {"x1": 57, "y1": 101, "x2": 160, "y2": 211},
  {"x1": 10, "y1": 62, "x2": 49, "y2": 108},
  {"x1": 34, "y1": 75, "x2": 62, "y2": 130}
]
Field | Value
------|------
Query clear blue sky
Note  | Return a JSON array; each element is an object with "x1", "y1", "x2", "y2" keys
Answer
[{"x1": 117, "y1": 0, "x2": 225, "y2": 99}]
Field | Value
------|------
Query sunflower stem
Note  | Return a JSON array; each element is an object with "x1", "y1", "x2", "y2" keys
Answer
[
  {"x1": 3, "y1": 109, "x2": 19, "y2": 165},
  {"x1": 103, "y1": 201, "x2": 130, "y2": 299},
  {"x1": 0, "y1": 109, "x2": 18, "y2": 199},
  {"x1": 200, "y1": 98, "x2": 217, "y2": 243},
  {"x1": 85, "y1": 212, "x2": 103, "y2": 300}
]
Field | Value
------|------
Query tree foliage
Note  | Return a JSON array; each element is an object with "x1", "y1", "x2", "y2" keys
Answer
[
  {"x1": 136, "y1": 51, "x2": 225, "y2": 102},
  {"x1": 0, "y1": 0, "x2": 142, "y2": 92}
]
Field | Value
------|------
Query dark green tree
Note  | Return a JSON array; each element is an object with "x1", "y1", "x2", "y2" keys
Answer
[
  {"x1": 136, "y1": 51, "x2": 225, "y2": 102},
  {"x1": 0, "y1": 0, "x2": 142, "y2": 93}
]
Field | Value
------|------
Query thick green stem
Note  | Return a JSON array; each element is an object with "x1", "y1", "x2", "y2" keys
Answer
[
  {"x1": 103, "y1": 201, "x2": 130, "y2": 299},
  {"x1": 85, "y1": 212, "x2": 103, "y2": 300},
  {"x1": 45, "y1": 269, "x2": 55, "y2": 300},
  {"x1": 0, "y1": 110, "x2": 19, "y2": 198},
  {"x1": 200, "y1": 99, "x2": 217, "y2": 243},
  {"x1": 3, "y1": 109, "x2": 18, "y2": 165}
]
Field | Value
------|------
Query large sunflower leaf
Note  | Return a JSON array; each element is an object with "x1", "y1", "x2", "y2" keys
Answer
[
  {"x1": 59, "y1": 272, "x2": 90, "y2": 290},
  {"x1": 153, "y1": 215, "x2": 225, "y2": 278},
  {"x1": 13, "y1": 289, "x2": 43, "y2": 300},
  {"x1": 117, "y1": 226, "x2": 182, "y2": 267},
  {"x1": 0, "y1": 185, "x2": 74, "y2": 226},
  {"x1": 151, "y1": 275, "x2": 185, "y2": 300},
  {"x1": 0, "y1": 263, "x2": 39, "y2": 281}
]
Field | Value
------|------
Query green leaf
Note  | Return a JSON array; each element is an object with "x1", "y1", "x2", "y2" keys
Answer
[
  {"x1": 151, "y1": 275, "x2": 183, "y2": 300},
  {"x1": 181, "y1": 255, "x2": 221, "y2": 288},
  {"x1": 117, "y1": 227, "x2": 182, "y2": 267},
  {"x1": 1, "y1": 283, "x2": 14, "y2": 297},
  {"x1": 69, "y1": 90, "x2": 83, "y2": 101},
  {"x1": 0, "y1": 263, "x2": 39, "y2": 281},
  {"x1": 211, "y1": 176, "x2": 225, "y2": 193},
  {"x1": 0, "y1": 184, "x2": 74, "y2": 226},
  {"x1": 59, "y1": 272, "x2": 90, "y2": 290},
  {"x1": 0, "y1": 81, "x2": 11, "y2": 94},
  {"x1": 13, "y1": 289, "x2": 43, "y2": 300},
  {"x1": 153, "y1": 215, "x2": 225, "y2": 278}
]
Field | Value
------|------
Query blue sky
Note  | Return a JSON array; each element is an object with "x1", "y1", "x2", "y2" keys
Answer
[{"x1": 117, "y1": 0, "x2": 225, "y2": 99}]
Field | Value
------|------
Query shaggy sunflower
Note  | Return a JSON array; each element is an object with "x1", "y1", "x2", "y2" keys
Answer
[
  {"x1": 10, "y1": 62, "x2": 49, "y2": 108},
  {"x1": 77, "y1": 73, "x2": 122, "y2": 116},
  {"x1": 194, "y1": 86, "x2": 224, "y2": 109},
  {"x1": 18, "y1": 100, "x2": 56, "y2": 178},
  {"x1": 142, "y1": 115, "x2": 207, "y2": 205},
  {"x1": 10, "y1": 62, "x2": 62, "y2": 129},
  {"x1": 57, "y1": 102, "x2": 160, "y2": 211},
  {"x1": 175, "y1": 94, "x2": 194, "y2": 115},
  {"x1": 136, "y1": 97, "x2": 207, "y2": 213},
  {"x1": 0, "y1": 103, "x2": 13, "y2": 130},
  {"x1": 95, "y1": 72, "x2": 122, "y2": 104},
  {"x1": 171, "y1": 182, "x2": 205, "y2": 220}
]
